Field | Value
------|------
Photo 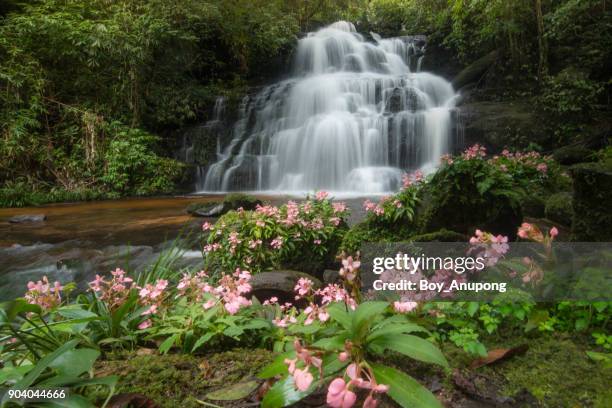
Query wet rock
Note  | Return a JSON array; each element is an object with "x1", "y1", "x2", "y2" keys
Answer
[
  {"x1": 249, "y1": 270, "x2": 321, "y2": 303},
  {"x1": 458, "y1": 100, "x2": 548, "y2": 152},
  {"x1": 9, "y1": 214, "x2": 46, "y2": 223},
  {"x1": 193, "y1": 203, "x2": 226, "y2": 217},
  {"x1": 323, "y1": 269, "x2": 340, "y2": 284}
]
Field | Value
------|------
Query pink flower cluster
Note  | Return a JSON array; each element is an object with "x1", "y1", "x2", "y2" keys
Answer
[
  {"x1": 137, "y1": 279, "x2": 169, "y2": 329},
  {"x1": 469, "y1": 229, "x2": 509, "y2": 266},
  {"x1": 462, "y1": 144, "x2": 487, "y2": 160},
  {"x1": 517, "y1": 222, "x2": 558, "y2": 242},
  {"x1": 24, "y1": 276, "x2": 63, "y2": 310},
  {"x1": 89, "y1": 268, "x2": 134, "y2": 311},
  {"x1": 284, "y1": 340, "x2": 322, "y2": 391},
  {"x1": 202, "y1": 268, "x2": 252, "y2": 315},
  {"x1": 401, "y1": 170, "x2": 423, "y2": 189},
  {"x1": 327, "y1": 363, "x2": 389, "y2": 408},
  {"x1": 393, "y1": 301, "x2": 418, "y2": 313},
  {"x1": 339, "y1": 256, "x2": 360, "y2": 282}
]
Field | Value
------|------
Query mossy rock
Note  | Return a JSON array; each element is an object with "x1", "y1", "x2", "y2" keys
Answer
[
  {"x1": 223, "y1": 193, "x2": 262, "y2": 211},
  {"x1": 571, "y1": 163, "x2": 612, "y2": 241},
  {"x1": 553, "y1": 145, "x2": 596, "y2": 165},
  {"x1": 187, "y1": 194, "x2": 262, "y2": 217},
  {"x1": 544, "y1": 192, "x2": 573, "y2": 226},
  {"x1": 520, "y1": 194, "x2": 546, "y2": 218},
  {"x1": 93, "y1": 349, "x2": 273, "y2": 408}
]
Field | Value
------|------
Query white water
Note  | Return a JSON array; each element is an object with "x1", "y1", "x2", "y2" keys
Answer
[{"x1": 200, "y1": 21, "x2": 459, "y2": 195}]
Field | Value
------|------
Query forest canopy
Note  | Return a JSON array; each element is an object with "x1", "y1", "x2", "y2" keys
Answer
[{"x1": 0, "y1": 0, "x2": 610, "y2": 207}]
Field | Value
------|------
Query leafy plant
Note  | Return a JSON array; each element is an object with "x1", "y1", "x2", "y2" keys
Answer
[{"x1": 258, "y1": 301, "x2": 447, "y2": 408}]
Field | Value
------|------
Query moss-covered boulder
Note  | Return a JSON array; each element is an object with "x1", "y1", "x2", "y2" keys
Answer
[
  {"x1": 544, "y1": 192, "x2": 573, "y2": 226},
  {"x1": 418, "y1": 160, "x2": 523, "y2": 239},
  {"x1": 520, "y1": 194, "x2": 546, "y2": 218},
  {"x1": 406, "y1": 229, "x2": 468, "y2": 242},
  {"x1": 571, "y1": 163, "x2": 612, "y2": 241},
  {"x1": 188, "y1": 193, "x2": 262, "y2": 217},
  {"x1": 553, "y1": 145, "x2": 596, "y2": 165}
]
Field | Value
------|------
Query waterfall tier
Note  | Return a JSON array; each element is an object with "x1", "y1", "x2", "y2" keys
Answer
[{"x1": 199, "y1": 21, "x2": 460, "y2": 195}]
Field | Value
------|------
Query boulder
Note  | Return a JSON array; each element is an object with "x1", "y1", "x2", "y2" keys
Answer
[
  {"x1": 9, "y1": 214, "x2": 46, "y2": 223},
  {"x1": 458, "y1": 100, "x2": 549, "y2": 152},
  {"x1": 545, "y1": 192, "x2": 573, "y2": 226},
  {"x1": 188, "y1": 194, "x2": 262, "y2": 218},
  {"x1": 249, "y1": 270, "x2": 322, "y2": 304},
  {"x1": 571, "y1": 163, "x2": 612, "y2": 241}
]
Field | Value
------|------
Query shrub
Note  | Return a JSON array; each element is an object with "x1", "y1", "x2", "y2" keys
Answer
[
  {"x1": 203, "y1": 193, "x2": 349, "y2": 274},
  {"x1": 539, "y1": 68, "x2": 604, "y2": 118}
]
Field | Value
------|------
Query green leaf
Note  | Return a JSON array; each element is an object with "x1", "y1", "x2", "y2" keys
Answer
[
  {"x1": 352, "y1": 301, "x2": 388, "y2": 337},
  {"x1": 311, "y1": 334, "x2": 347, "y2": 350},
  {"x1": 48, "y1": 348, "x2": 99, "y2": 377},
  {"x1": 159, "y1": 333, "x2": 179, "y2": 354},
  {"x1": 327, "y1": 303, "x2": 352, "y2": 330},
  {"x1": 206, "y1": 380, "x2": 259, "y2": 401},
  {"x1": 191, "y1": 332, "x2": 215, "y2": 353},
  {"x1": 258, "y1": 352, "x2": 294, "y2": 379},
  {"x1": 0, "y1": 299, "x2": 42, "y2": 321},
  {"x1": 367, "y1": 322, "x2": 429, "y2": 342},
  {"x1": 13, "y1": 340, "x2": 79, "y2": 390},
  {"x1": 261, "y1": 375, "x2": 312, "y2": 408},
  {"x1": 371, "y1": 363, "x2": 442, "y2": 408},
  {"x1": 369, "y1": 334, "x2": 448, "y2": 368}
]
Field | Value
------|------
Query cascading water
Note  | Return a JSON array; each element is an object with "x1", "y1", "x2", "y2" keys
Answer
[{"x1": 200, "y1": 21, "x2": 460, "y2": 195}]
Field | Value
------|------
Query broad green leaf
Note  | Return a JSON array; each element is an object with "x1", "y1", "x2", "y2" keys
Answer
[
  {"x1": 327, "y1": 303, "x2": 352, "y2": 330},
  {"x1": 311, "y1": 334, "x2": 347, "y2": 351},
  {"x1": 0, "y1": 299, "x2": 42, "y2": 321},
  {"x1": 13, "y1": 339, "x2": 79, "y2": 390},
  {"x1": 371, "y1": 363, "x2": 442, "y2": 408},
  {"x1": 206, "y1": 380, "x2": 259, "y2": 400},
  {"x1": 48, "y1": 348, "x2": 99, "y2": 377},
  {"x1": 369, "y1": 334, "x2": 448, "y2": 368},
  {"x1": 0, "y1": 365, "x2": 32, "y2": 384},
  {"x1": 367, "y1": 322, "x2": 429, "y2": 342},
  {"x1": 352, "y1": 301, "x2": 388, "y2": 337},
  {"x1": 261, "y1": 375, "x2": 313, "y2": 408}
]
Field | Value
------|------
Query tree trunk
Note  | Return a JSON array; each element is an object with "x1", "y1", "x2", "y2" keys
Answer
[{"x1": 534, "y1": 0, "x2": 548, "y2": 83}]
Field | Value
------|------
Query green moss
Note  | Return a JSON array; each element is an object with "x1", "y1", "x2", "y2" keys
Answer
[
  {"x1": 544, "y1": 191, "x2": 573, "y2": 226},
  {"x1": 94, "y1": 349, "x2": 273, "y2": 407},
  {"x1": 223, "y1": 193, "x2": 262, "y2": 211},
  {"x1": 479, "y1": 335, "x2": 612, "y2": 408}
]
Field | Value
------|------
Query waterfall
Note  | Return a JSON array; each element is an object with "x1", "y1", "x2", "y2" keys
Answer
[{"x1": 199, "y1": 21, "x2": 459, "y2": 195}]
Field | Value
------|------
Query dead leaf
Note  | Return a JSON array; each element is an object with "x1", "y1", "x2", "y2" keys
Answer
[{"x1": 470, "y1": 344, "x2": 528, "y2": 369}]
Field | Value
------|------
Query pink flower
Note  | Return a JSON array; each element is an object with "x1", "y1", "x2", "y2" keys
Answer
[
  {"x1": 315, "y1": 191, "x2": 329, "y2": 201},
  {"x1": 294, "y1": 277, "x2": 313, "y2": 298},
  {"x1": 270, "y1": 237, "x2": 283, "y2": 249},
  {"x1": 338, "y1": 352, "x2": 349, "y2": 362},
  {"x1": 202, "y1": 222, "x2": 212, "y2": 231},
  {"x1": 293, "y1": 368, "x2": 314, "y2": 391},
  {"x1": 550, "y1": 227, "x2": 558, "y2": 239},
  {"x1": 393, "y1": 301, "x2": 418, "y2": 313},
  {"x1": 138, "y1": 319, "x2": 152, "y2": 330},
  {"x1": 332, "y1": 202, "x2": 347, "y2": 213},
  {"x1": 327, "y1": 378, "x2": 357, "y2": 408},
  {"x1": 536, "y1": 163, "x2": 548, "y2": 173},
  {"x1": 363, "y1": 395, "x2": 378, "y2": 408}
]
